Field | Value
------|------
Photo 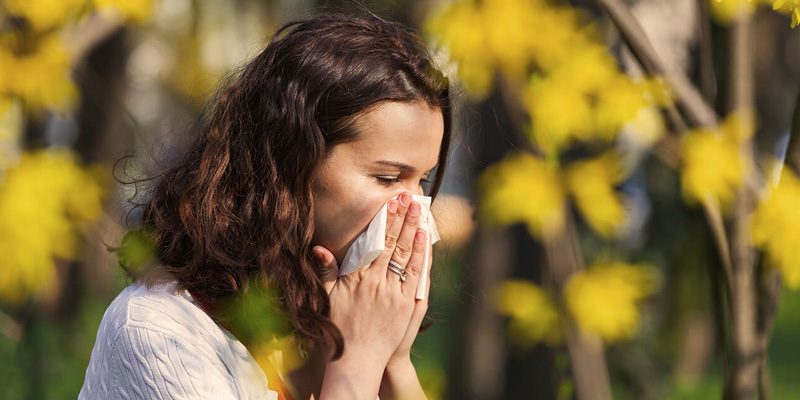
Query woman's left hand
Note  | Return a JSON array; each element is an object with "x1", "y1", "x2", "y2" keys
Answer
[{"x1": 385, "y1": 235, "x2": 432, "y2": 367}]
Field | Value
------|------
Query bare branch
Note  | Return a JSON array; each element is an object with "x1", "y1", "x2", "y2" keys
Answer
[{"x1": 597, "y1": 0, "x2": 718, "y2": 127}]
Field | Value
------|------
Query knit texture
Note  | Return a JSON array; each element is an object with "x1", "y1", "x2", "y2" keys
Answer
[{"x1": 79, "y1": 280, "x2": 277, "y2": 399}]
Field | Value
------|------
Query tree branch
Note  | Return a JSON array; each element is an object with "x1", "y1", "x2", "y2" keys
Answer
[{"x1": 596, "y1": 0, "x2": 718, "y2": 128}]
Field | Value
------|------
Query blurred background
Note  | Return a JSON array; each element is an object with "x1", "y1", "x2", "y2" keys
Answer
[{"x1": 1, "y1": 0, "x2": 800, "y2": 399}]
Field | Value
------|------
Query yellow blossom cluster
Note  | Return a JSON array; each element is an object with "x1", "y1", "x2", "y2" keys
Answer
[
  {"x1": 710, "y1": 0, "x2": 800, "y2": 27},
  {"x1": 751, "y1": 169, "x2": 800, "y2": 289},
  {"x1": 477, "y1": 152, "x2": 566, "y2": 238},
  {"x1": 566, "y1": 154, "x2": 627, "y2": 237},
  {"x1": 564, "y1": 262, "x2": 659, "y2": 341},
  {"x1": 425, "y1": 0, "x2": 671, "y2": 155},
  {"x1": 0, "y1": 0, "x2": 155, "y2": 111},
  {"x1": 680, "y1": 111, "x2": 753, "y2": 211},
  {"x1": 0, "y1": 35, "x2": 77, "y2": 112},
  {"x1": 478, "y1": 151, "x2": 629, "y2": 239},
  {"x1": 523, "y1": 46, "x2": 669, "y2": 154},
  {"x1": 496, "y1": 262, "x2": 658, "y2": 345},
  {"x1": 0, "y1": 149, "x2": 107, "y2": 304},
  {"x1": 772, "y1": 0, "x2": 800, "y2": 27},
  {"x1": 496, "y1": 280, "x2": 561, "y2": 346},
  {"x1": 3, "y1": 0, "x2": 154, "y2": 29}
]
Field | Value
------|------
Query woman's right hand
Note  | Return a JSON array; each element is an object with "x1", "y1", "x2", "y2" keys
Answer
[{"x1": 313, "y1": 192, "x2": 428, "y2": 399}]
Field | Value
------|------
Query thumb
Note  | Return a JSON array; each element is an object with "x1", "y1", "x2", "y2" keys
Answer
[{"x1": 312, "y1": 246, "x2": 339, "y2": 295}]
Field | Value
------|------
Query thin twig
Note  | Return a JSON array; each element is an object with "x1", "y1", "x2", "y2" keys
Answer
[
  {"x1": 596, "y1": 0, "x2": 718, "y2": 128},
  {"x1": 701, "y1": 199, "x2": 735, "y2": 289},
  {"x1": 785, "y1": 90, "x2": 800, "y2": 175},
  {"x1": 696, "y1": 0, "x2": 718, "y2": 105},
  {"x1": 544, "y1": 213, "x2": 612, "y2": 400},
  {"x1": 728, "y1": 13, "x2": 760, "y2": 400}
]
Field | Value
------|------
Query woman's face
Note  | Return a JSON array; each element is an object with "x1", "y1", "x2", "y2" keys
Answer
[{"x1": 311, "y1": 100, "x2": 444, "y2": 265}]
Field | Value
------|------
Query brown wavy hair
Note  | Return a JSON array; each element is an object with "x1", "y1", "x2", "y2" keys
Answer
[{"x1": 118, "y1": 13, "x2": 452, "y2": 359}]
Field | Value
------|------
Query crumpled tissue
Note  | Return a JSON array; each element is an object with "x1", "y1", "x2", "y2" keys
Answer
[{"x1": 338, "y1": 194, "x2": 440, "y2": 299}]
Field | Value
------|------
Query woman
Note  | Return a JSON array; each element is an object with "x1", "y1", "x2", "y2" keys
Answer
[{"x1": 79, "y1": 11, "x2": 452, "y2": 400}]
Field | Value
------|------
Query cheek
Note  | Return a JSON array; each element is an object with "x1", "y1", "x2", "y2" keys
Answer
[{"x1": 313, "y1": 180, "x2": 392, "y2": 258}]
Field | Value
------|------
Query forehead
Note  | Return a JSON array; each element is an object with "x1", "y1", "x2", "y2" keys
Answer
[{"x1": 343, "y1": 101, "x2": 444, "y2": 167}]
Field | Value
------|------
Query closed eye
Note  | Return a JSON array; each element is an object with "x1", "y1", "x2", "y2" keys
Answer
[{"x1": 375, "y1": 176, "x2": 431, "y2": 187}]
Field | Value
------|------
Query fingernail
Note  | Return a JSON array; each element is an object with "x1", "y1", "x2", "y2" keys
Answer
[
  {"x1": 388, "y1": 200, "x2": 398, "y2": 213},
  {"x1": 400, "y1": 193, "x2": 411, "y2": 206},
  {"x1": 408, "y1": 201, "x2": 420, "y2": 216}
]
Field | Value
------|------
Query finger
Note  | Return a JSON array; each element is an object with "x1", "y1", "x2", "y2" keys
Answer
[
  {"x1": 400, "y1": 229, "x2": 426, "y2": 297},
  {"x1": 385, "y1": 193, "x2": 411, "y2": 250},
  {"x1": 385, "y1": 200, "x2": 420, "y2": 284},
  {"x1": 312, "y1": 246, "x2": 339, "y2": 295},
  {"x1": 371, "y1": 192, "x2": 411, "y2": 278},
  {"x1": 420, "y1": 235, "x2": 433, "y2": 299},
  {"x1": 386, "y1": 200, "x2": 420, "y2": 282}
]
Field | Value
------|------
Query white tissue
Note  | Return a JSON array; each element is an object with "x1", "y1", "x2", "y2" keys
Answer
[{"x1": 338, "y1": 194, "x2": 440, "y2": 299}]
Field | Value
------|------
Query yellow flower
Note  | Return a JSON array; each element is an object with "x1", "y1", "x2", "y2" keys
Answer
[
  {"x1": 425, "y1": 0, "x2": 583, "y2": 99},
  {"x1": 566, "y1": 154, "x2": 627, "y2": 238},
  {"x1": 0, "y1": 149, "x2": 107, "y2": 304},
  {"x1": 0, "y1": 35, "x2": 77, "y2": 112},
  {"x1": 251, "y1": 335, "x2": 306, "y2": 395},
  {"x1": 709, "y1": 0, "x2": 759, "y2": 23},
  {"x1": 482, "y1": 0, "x2": 540, "y2": 83},
  {"x1": 751, "y1": 169, "x2": 800, "y2": 289},
  {"x1": 594, "y1": 75, "x2": 653, "y2": 139},
  {"x1": 93, "y1": 0, "x2": 155, "y2": 23},
  {"x1": 477, "y1": 152, "x2": 566, "y2": 238},
  {"x1": 523, "y1": 43, "x2": 664, "y2": 153},
  {"x1": 622, "y1": 106, "x2": 667, "y2": 148},
  {"x1": 680, "y1": 111, "x2": 753, "y2": 209},
  {"x1": 773, "y1": 0, "x2": 800, "y2": 27},
  {"x1": 425, "y1": 0, "x2": 494, "y2": 98},
  {"x1": 4, "y1": 0, "x2": 86, "y2": 30},
  {"x1": 496, "y1": 280, "x2": 561, "y2": 346},
  {"x1": 527, "y1": 7, "x2": 588, "y2": 72},
  {"x1": 524, "y1": 73, "x2": 593, "y2": 153},
  {"x1": 565, "y1": 262, "x2": 658, "y2": 341}
]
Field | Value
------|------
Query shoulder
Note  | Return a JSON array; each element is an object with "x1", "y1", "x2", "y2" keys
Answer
[
  {"x1": 113, "y1": 280, "x2": 219, "y2": 339},
  {"x1": 80, "y1": 280, "x2": 276, "y2": 400}
]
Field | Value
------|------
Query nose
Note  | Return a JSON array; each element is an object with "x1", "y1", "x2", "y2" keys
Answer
[{"x1": 396, "y1": 184, "x2": 424, "y2": 199}]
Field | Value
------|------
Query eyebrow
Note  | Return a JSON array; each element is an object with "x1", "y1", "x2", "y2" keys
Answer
[{"x1": 374, "y1": 160, "x2": 439, "y2": 175}]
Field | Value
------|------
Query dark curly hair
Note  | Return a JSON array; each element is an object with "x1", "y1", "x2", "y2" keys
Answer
[{"x1": 118, "y1": 12, "x2": 452, "y2": 360}]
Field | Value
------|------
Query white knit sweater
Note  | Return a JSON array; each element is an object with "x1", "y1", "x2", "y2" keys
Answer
[{"x1": 79, "y1": 280, "x2": 278, "y2": 399}]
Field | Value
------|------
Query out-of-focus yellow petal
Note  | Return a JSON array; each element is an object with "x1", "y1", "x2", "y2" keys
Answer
[
  {"x1": 751, "y1": 169, "x2": 800, "y2": 289},
  {"x1": 566, "y1": 154, "x2": 627, "y2": 238},
  {"x1": 4, "y1": 0, "x2": 86, "y2": 30},
  {"x1": 477, "y1": 152, "x2": 566, "y2": 238},
  {"x1": 565, "y1": 262, "x2": 659, "y2": 341},
  {"x1": 772, "y1": 0, "x2": 800, "y2": 28},
  {"x1": 0, "y1": 149, "x2": 107, "y2": 303},
  {"x1": 496, "y1": 280, "x2": 561, "y2": 346},
  {"x1": 680, "y1": 111, "x2": 752, "y2": 210},
  {"x1": 425, "y1": 0, "x2": 494, "y2": 98},
  {"x1": 0, "y1": 35, "x2": 77, "y2": 112},
  {"x1": 251, "y1": 335, "x2": 305, "y2": 396},
  {"x1": 594, "y1": 75, "x2": 650, "y2": 139},
  {"x1": 709, "y1": 0, "x2": 758, "y2": 23}
]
